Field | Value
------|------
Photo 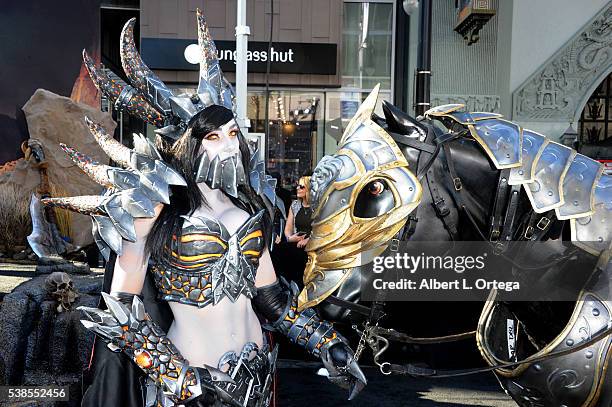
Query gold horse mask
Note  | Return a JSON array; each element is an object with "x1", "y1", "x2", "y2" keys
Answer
[{"x1": 298, "y1": 85, "x2": 422, "y2": 310}]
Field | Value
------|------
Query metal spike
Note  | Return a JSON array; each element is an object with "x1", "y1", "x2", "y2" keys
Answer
[
  {"x1": 82, "y1": 53, "x2": 165, "y2": 127},
  {"x1": 132, "y1": 295, "x2": 146, "y2": 321},
  {"x1": 153, "y1": 160, "x2": 187, "y2": 186},
  {"x1": 104, "y1": 195, "x2": 137, "y2": 242},
  {"x1": 120, "y1": 18, "x2": 173, "y2": 113},
  {"x1": 41, "y1": 196, "x2": 106, "y2": 215},
  {"x1": 85, "y1": 117, "x2": 132, "y2": 167},
  {"x1": 120, "y1": 188, "x2": 155, "y2": 218},
  {"x1": 101, "y1": 292, "x2": 130, "y2": 325},
  {"x1": 140, "y1": 173, "x2": 171, "y2": 204},
  {"x1": 93, "y1": 215, "x2": 123, "y2": 255}
]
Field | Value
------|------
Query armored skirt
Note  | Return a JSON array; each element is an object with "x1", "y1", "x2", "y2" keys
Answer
[{"x1": 80, "y1": 253, "x2": 277, "y2": 407}]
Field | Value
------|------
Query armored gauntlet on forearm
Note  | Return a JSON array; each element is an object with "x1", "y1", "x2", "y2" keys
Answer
[
  {"x1": 79, "y1": 293, "x2": 229, "y2": 405},
  {"x1": 252, "y1": 279, "x2": 366, "y2": 399}
]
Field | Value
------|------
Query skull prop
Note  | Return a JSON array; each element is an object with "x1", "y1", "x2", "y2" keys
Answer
[{"x1": 45, "y1": 272, "x2": 79, "y2": 312}]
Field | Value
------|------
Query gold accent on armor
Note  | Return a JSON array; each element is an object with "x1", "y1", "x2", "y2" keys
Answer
[
  {"x1": 298, "y1": 85, "x2": 422, "y2": 311},
  {"x1": 424, "y1": 103, "x2": 465, "y2": 116},
  {"x1": 243, "y1": 250, "x2": 261, "y2": 257},
  {"x1": 174, "y1": 233, "x2": 227, "y2": 247},
  {"x1": 240, "y1": 230, "x2": 263, "y2": 246},
  {"x1": 171, "y1": 251, "x2": 223, "y2": 262}
]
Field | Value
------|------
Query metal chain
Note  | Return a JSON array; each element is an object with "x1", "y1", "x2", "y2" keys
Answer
[{"x1": 352, "y1": 321, "x2": 370, "y2": 362}]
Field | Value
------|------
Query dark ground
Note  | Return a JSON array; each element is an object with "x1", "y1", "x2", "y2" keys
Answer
[{"x1": 276, "y1": 361, "x2": 514, "y2": 406}]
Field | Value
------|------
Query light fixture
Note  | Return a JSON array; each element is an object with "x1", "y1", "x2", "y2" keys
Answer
[{"x1": 184, "y1": 43, "x2": 200, "y2": 64}]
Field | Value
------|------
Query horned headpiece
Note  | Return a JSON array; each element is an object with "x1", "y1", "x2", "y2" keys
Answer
[{"x1": 84, "y1": 9, "x2": 235, "y2": 141}]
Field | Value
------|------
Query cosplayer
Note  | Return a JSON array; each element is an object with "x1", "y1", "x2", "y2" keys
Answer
[{"x1": 43, "y1": 10, "x2": 365, "y2": 407}]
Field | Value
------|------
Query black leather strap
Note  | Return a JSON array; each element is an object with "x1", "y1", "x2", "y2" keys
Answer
[
  {"x1": 489, "y1": 169, "x2": 511, "y2": 241},
  {"x1": 388, "y1": 131, "x2": 436, "y2": 154},
  {"x1": 500, "y1": 185, "x2": 522, "y2": 241},
  {"x1": 252, "y1": 280, "x2": 288, "y2": 322}
]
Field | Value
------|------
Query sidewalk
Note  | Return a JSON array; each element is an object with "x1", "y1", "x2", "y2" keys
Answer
[{"x1": 276, "y1": 362, "x2": 514, "y2": 406}]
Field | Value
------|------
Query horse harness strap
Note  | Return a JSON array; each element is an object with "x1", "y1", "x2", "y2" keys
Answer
[
  {"x1": 489, "y1": 169, "x2": 511, "y2": 241},
  {"x1": 380, "y1": 323, "x2": 612, "y2": 378}
]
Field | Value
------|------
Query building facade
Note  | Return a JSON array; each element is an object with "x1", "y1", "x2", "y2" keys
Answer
[{"x1": 411, "y1": 0, "x2": 612, "y2": 163}]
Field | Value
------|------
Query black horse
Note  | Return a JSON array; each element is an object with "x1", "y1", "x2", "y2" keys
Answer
[{"x1": 301, "y1": 87, "x2": 612, "y2": 406}]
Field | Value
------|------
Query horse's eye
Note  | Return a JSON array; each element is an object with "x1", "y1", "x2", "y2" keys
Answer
[
  {"x1": 354, "y1": 179, "x2": 395, "y2": 218},
  {"x1": 368, "y1": 180, "x2": 385, "y2": 196}
]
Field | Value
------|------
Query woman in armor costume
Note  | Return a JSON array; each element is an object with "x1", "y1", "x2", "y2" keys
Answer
[{"x1": 44, "y1": 10, "x2": 365, "y2": 407}]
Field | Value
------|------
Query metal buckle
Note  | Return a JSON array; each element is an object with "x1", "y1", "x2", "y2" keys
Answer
[
  {"x1": 524, "y1": 226, "x2": 534, "y2": 240},
  {"x1": 536, "y1": 217, "x2": 550, "y2": 230},
  {"x1": 433, "y1": 198, "x2": 450, "y2": 217},
  {"x1": 389, "y1": 238, "x2": 400, "y2": 252},
  {"x1": 453, "y1": 177, "x2": 462, "y2": 191}
]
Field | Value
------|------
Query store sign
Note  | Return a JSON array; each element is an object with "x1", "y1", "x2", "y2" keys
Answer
[{"x1": 141, "y1": 38, "x2": 337, "y2": 75}]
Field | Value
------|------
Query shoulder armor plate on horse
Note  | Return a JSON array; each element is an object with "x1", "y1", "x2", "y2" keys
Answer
[
  {"x1": 468, "y1": 119, "x2": 523, "y2": 169},
  {"x1": 525, "y1": 141, "x2": 576, "y2": 213},
  {"x1": 571, "y1": 174, "x2": 612, "y2": 256},
  {"x1": 508, "y1": 130, "x2": 548, "y2": 185},
  {"x1": 556, "y1": 154, "x2": 603, "y2": 220}
]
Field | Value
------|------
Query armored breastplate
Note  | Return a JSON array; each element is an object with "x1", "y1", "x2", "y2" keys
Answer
[{"x1": 151, "y1": 210, "x2": 265, "y2": 308}]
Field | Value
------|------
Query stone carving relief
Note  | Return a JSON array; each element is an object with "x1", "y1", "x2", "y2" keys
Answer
[
  {"x1": 513, "y1": 4, "x2": 612, "y2": 121},
  {"x1": 431, "y1": 94, "x2": 501, "y2": 113}
]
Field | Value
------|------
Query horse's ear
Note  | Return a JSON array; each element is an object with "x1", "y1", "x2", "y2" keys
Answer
[{"x1": 382, "y1": 101, "x2": 427, "y2": 137}]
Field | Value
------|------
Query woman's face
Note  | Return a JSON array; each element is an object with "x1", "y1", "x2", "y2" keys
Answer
[
  {"x1": 297, "y1": 180, "x2": 306, "y2": 199},
  {"x1": 198, "y1": 119, "x2": 240, "y2": 160}
]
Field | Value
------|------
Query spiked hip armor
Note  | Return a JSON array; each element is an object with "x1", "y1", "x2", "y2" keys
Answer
[{"x1": 79, "y1": 293, "x2": 232, "y2": 405}]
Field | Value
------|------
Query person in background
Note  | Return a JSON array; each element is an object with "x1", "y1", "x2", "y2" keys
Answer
[{"x1": 285, "y1": 176, "x2": 313, "y2": 249}]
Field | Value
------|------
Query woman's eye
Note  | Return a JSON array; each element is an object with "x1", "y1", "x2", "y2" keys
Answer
[
  {"x1": 229, "y1": 130, "x2": 239, "y2": 137},
  {"x1": 205, "y1": 133, "x2": 220, "y2": 140}
]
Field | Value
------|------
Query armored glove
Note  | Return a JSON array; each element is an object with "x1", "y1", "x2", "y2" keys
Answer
[
  {"x1": 252, "y1": 279, "x2": 366, "y2": 400},
  {"x1": 79, "y1": 292, "x2": 233, "y2": 405}
]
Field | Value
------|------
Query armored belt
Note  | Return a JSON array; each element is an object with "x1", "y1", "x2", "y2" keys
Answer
[{"x1": 146, "y1": 342, "x2": 278, "y2": 407}]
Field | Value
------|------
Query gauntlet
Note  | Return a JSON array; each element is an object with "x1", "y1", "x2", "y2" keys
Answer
[
  {"x1": 79, "y1": 293, "x2": 232, "y2": 405},
  {"x1": 252, "y1": 279, "x2": 366, "y2": 400}
]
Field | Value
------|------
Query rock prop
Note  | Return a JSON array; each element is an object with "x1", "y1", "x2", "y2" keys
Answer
[
  {"x1": 35, "y1": 256, "x2": 90, "y2": 275},
  {"x1": 0, "y1": 273, "x2": 103, "y2": 405},
  {"x1": 3, "y1": 88, "x2": 116, "y2": 248},
  {"x1": 44, "y1": 272, "x2": 79, "y2": 313}
]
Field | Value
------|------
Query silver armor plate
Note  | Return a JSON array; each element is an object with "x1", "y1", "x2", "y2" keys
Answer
[
  {"x1": 508, "y1": 130, "x2": 548, "y2": 186},
  {"x1": 555, "y1": 154, "x2": 603, "y2": 220},
  {"x1": 470, "y1": 119, "x2": 523, "y2": 169},
  {"x1": 571, "y1": 174, "x2": 612, "y2": 255},
  {"x1": 525, "y1": 141, "x2": 576, "y2": 213}
]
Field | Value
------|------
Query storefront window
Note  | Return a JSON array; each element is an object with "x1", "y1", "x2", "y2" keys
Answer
[
  {"x1": 342, "y1": 2, "x2": 394, "y2": 90},
  {"x1": 248, "y1": 90, "x2": 324, "y2": 191}
]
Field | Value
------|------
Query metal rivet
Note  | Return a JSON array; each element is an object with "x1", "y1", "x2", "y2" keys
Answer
[
  {"x1": 593, "y1": 308, "x2": 600, "y2": 316},
  {"x1": 585, "y1": 350, "x2": 594, "y2": 359},
  {"x1": 566, "y1": 339, "x2": 574, "y2": 346}
]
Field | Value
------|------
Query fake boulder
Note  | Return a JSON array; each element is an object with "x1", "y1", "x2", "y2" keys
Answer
[{"x1": 7, "y1": 89, "x2": 116, "y2": 248}]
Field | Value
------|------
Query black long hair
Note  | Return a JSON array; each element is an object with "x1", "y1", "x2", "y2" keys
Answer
[{"x1": 145, "y1": 105, "x2": 271, "y2": 260}]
